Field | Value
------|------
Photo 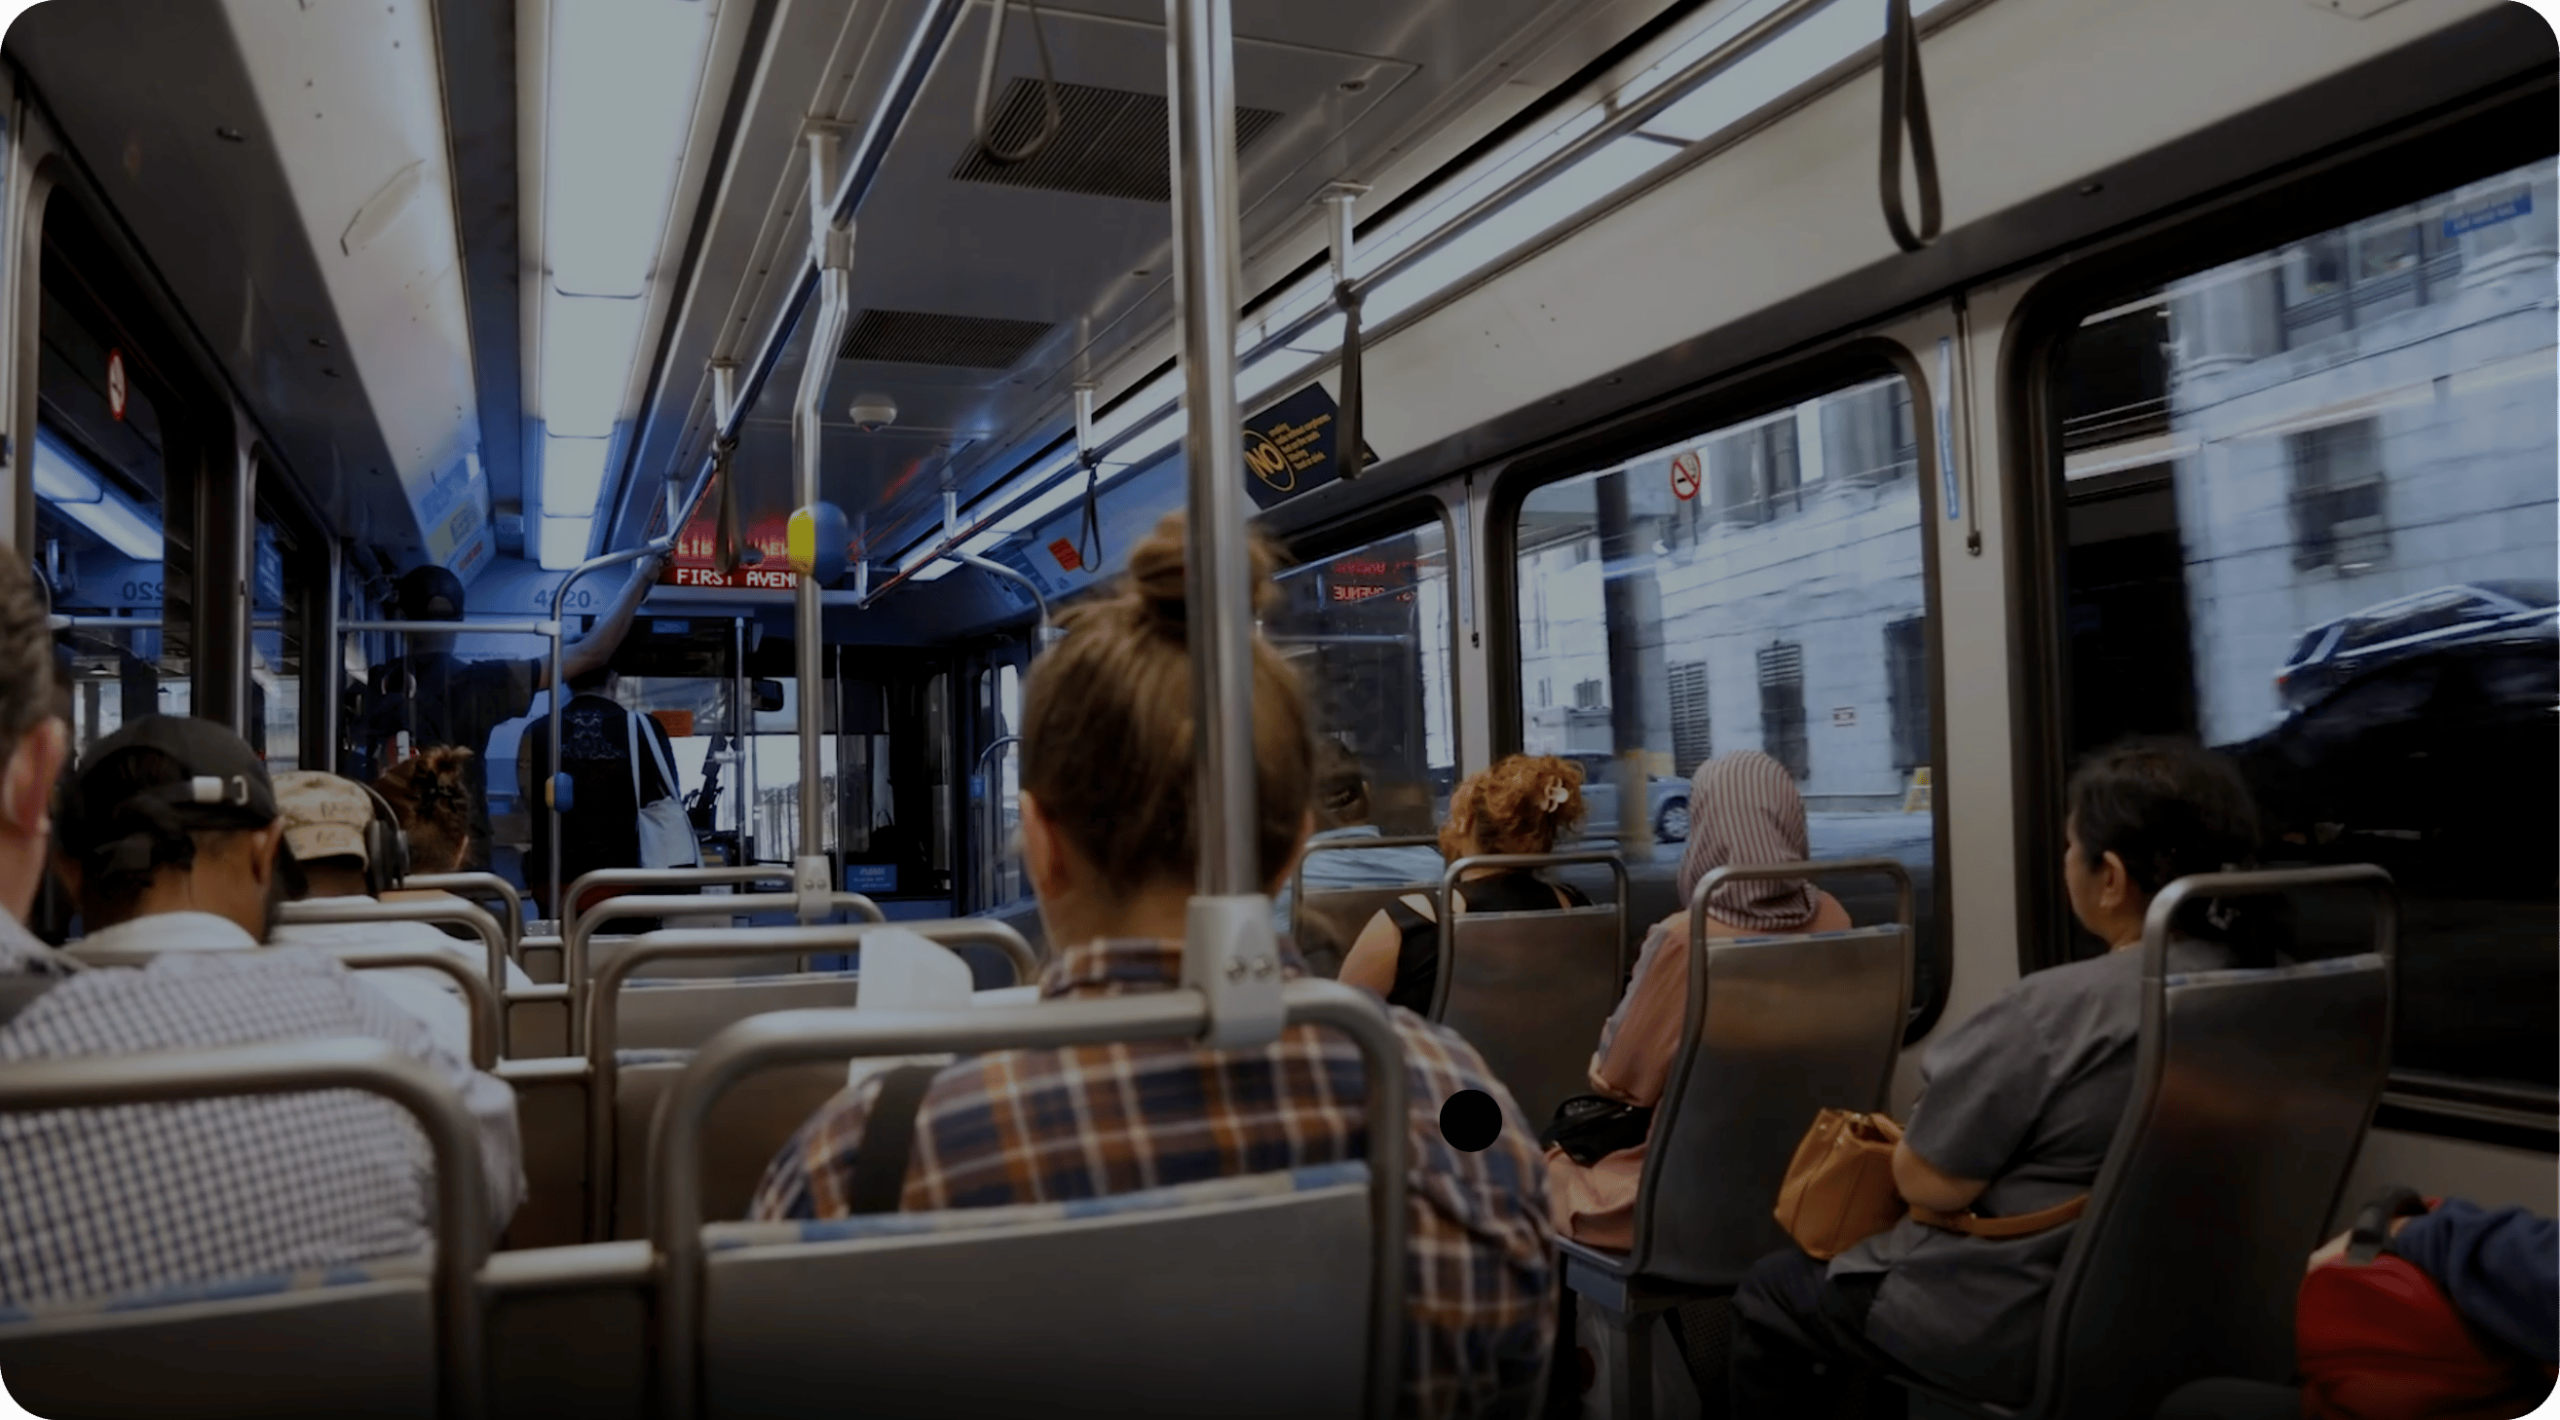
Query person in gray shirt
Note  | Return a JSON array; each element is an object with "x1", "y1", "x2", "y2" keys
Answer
[{"x1": 1729, "y1": 738, "x2": 2269, "y2": 1416}]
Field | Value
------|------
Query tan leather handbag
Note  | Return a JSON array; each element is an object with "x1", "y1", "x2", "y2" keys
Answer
[{"x1": 1774, "y1": 1108, "x2": 2091, "y2": 1260}]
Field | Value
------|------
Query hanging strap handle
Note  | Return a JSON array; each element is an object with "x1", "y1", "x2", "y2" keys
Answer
[
  {"x1": 1337, "y1": 280, "x2": 1366, "y2": 479},
  {"x1": 971, "y1": 0, "x2": 1064, "y2": 166},
  {"x1": 1878, "y1": 0, "x2": 1942, "y2": 253}
]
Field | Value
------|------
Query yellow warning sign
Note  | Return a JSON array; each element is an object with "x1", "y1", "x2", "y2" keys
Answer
[{"x1": 1904, "y1": 766, "x2": 1932, "y2": 814}]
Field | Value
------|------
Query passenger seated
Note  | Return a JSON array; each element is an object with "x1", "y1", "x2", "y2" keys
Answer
[
  {"x1": 267, "y1": 769, "x2": 532, "y2": 1060},
  {"x1": 1728, "y1": 737, "x2": 2265, "y2": 1416},
  {"x1": 1545, "y1": 750, "x2": 1850, "y2": 1248},
  {"x1": 1339, "y1": 754, "x2": 1592, "y2": 1016},
  {"x1": 2154, "y1": 1199, "x2": 2558, "y2": 1419},
  {"x1": 0, "y1": 636, "x2": 521, "y2": 1303},
  {"x1": 1270, "y1": 739, "x2": 1452, "y2": 935},
  {"x1": 751, "y1": 512, "x2": 1559, "y2": 1418}
]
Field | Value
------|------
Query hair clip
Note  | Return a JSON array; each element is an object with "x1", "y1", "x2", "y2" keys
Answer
[{"x1": 1541, "y1": 779, "x2": 1569, "y2": 813}]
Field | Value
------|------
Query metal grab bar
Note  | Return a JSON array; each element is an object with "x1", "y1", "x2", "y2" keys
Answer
[
  {"x1": 583, "y1": 917, "x2": 1040, "y2": 1241},
  {"x1": 564, "y1": 864, "x2": 797, "y2": 903},
  {"x1": 75, "y1": 948, "x2": 506, "y2": 1072},
  {"x1": 649, "y1": 978, "x2": 1409, "y2": 1420},
  {"x1": 343, "y1": 619, "x2": 554, "y2": 636},
  {"x1": 276, "y1": 898, "x2": 512, "y2": 995},
  {"x1": 1286, "y1": 833, "x2": 1440, "y2": 935},
  {"x1": 0, "y1": 1037, "x2": 491, "y2": 1420},
  {"x1": 1430, "y1": 850, "x2": 1631, "y2": 1019},
  {"x1": 564, "y1": 889, "x2": 886, "y2": 1054},
  {"x1": 972, "y1": 735, "x2": 1021, "y2": 914},
  {"x1": 403, "y1": 874, "x2": 527, "y2": 953}
]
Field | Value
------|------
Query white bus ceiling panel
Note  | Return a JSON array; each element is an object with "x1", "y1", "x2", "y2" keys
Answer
[
  {"x1": 222, "y1": 0, "x2": 491, "y2": 575},
  {"x1": 3, "y1": 3, "x2": 422, "y2": 555},
  {"x1": 1356, "y1": 0, "x2": 2511, "y2": 472},
  {"x1": 609, "y1": 0, "x2": 1671, "y2": 560}
]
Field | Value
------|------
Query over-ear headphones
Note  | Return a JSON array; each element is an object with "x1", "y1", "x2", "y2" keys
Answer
[{"x1": 355, "y1": 782, "x2": 411, "y2": 897}]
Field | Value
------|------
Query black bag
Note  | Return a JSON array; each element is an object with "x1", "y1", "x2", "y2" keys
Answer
[{"x1": 1540, "y1": 1094, "x2": 1654, "y2": 1166}]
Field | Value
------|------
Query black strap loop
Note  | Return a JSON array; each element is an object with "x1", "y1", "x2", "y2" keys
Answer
[
  {"x1": 848, "y1": 1062, "x2": 946, "y2": 1215},
  {"x1": 1074, "y1": 453, "x2": 1104, "y2": 573},
  {"x1": 711, "y1": 440, "x2": 742, "y2": 578},
  {"x1": 1878, "y1": 0, "x2": 1942, "y2": 253},
  {"x1": 2347, "y1": 1184, "x2": 2430, "y2": 1265},
  {"x1": 972, "y1": 0, "x2": 1064, "y2": 168}
]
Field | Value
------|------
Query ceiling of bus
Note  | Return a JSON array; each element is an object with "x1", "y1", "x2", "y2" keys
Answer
[{"x1": 615, "y1": 0, "x2": 1674, "y2": 566}]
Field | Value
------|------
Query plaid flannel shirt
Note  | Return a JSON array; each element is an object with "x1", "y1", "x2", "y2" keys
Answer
[
  {"x1": 0, "y1": 912, "x2": 524, "y2": 1308},
  {"x1": 751, "y1": 937, "x2": 1559, "y2": 1419}
]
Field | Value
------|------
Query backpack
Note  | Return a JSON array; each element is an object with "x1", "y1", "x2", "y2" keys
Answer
[{"x1": 2297, "y1": 1186, "x2": 2559, "y2": 1420}]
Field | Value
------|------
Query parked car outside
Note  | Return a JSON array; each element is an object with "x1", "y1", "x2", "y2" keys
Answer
[
  {"x1": 1559, "y1": 751, "x2": 1691, "y2": 843},
  {"x1": 2273, "y1": 579, "x2": 2557, "y2": 718}
]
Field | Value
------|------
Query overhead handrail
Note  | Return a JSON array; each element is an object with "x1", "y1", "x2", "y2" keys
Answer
[
  {"x1": 564, "y1": 886, "x2": 885, "y2": 1054},
  {"x1": 649, "y1": 979, "x2": 1407, "y2": 1420},
  {"x1": 969, "y1": 0, "x2": 1065, "y2": 166},
  {"x1": 1285, "y1": 833, "x2": 1440, "y2": 936},
  {"x1": 276, "y1": 896, "x2": 512, "y2": 994},
  {"x1": 582, "y1": 916, "x2": 1041, "y2": 1241},
  {"x1": 403, "y1": 873, "x2": 528, "y2": 954},
  {"x1": 1878, "y1": 0, "x2": 1942, "y2": 251},
  {"x1": 0, "y1": 1036, "x2": 491, "y2": 1420},
  {"x1": 1430, "y1": 850, "x2": 1631, "y2": 1019}
]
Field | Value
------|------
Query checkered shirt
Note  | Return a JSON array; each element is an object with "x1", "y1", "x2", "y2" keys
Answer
[
  {"x1": 0, "y1": 913, "x2": 524, "y2": 1308},
  {"x1": 751, "y1": 937, "x2": 1560, "y2": 1419}
]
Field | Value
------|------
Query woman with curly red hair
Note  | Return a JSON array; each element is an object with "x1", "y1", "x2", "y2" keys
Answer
[{"x1": 1340, "y1": 753, "x2": 1593, "y2": 1015}]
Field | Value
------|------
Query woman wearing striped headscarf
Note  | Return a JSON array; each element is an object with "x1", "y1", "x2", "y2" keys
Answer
[{"x1": 1546, "y1": 750, "x2": 1850, "y2": 1247}]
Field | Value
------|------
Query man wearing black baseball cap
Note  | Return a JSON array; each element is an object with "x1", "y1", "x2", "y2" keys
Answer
[
  {"x1": 55, "y1": 715, "x2": 303, "y2": 951},
  {"x1": 363, "y1": 546, "x2": 666, "y2": 869}
]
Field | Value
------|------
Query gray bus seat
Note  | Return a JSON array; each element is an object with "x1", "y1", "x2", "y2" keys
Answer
[
  {"x1": 584, "y1": 920, "x2": 1039, "y2": 1243},
  {"x1": 496, "y1": 1056, "x2": 591, "y2": 1251},
  {"x1": 0, "y1": 1255, "x2": 439, "y2": 1418},
  {"x1": 0, "y1": 1036, "x2": 491, "y2": 1419},
  {"x1": 1905, "y1": 865, "x2": 2395, "y2": 1420},
  {"x1": 1295, "y1": 883, "x2": 1433, "y2": 979},
  {"x1": 484, "y1": 1241, "x2": 654, "y2": 1420},
  {"x1": 649, "y1": 984, "x2": 1410, "y2": 1419},
  {"x1": 699, "y1": 1164, "x2": 1374, "y2": 1418},
  {"x1": 1562, "y1": 858, "x2": 1913, "y2": 1420},
  {"x1": 1435, "y1": 904, "x2": 1628, "y2": 1128}
]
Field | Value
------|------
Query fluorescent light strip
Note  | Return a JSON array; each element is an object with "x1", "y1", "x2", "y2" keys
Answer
[
  {"x1": 539, "y1": 290, "x2": 648, "y2": 438},
  {"x1": 35, "y1": 431, "x2": 164, "y2": 563},
  {"x1": 33, "y1": 430, "x2": 101, "y2": 504},
  {"x1": 537, "y1": 514, "x2": 596, "y2": 571},
  {"x1": 541, "y1": 434, "x2": 614, "y2": 518},
  {"x1": 545, "y1": 0, "x2": 715, "y2": 298}
]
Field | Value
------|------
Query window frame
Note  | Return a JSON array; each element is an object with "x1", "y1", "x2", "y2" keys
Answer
[
  {"x1": 1484, "y1": 336, "x2": 1955, "y2": 1046},
  {"x1": 1999, "y1": 72, "x2": 2558, "y2": 1147}
]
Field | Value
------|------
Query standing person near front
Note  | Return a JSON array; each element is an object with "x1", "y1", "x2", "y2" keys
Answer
[
  {"x1": 515, "y1": 665, "x2": 691, "y2": 920},
  {"x1": 359, "y1": 549, "x2": 667, "y2": 869},
  {"x1": 1338, "y1": 753, "x2": 1593, "y2": 1017},
  {"x1": 1727, "y1": 737, "x2": 2268, "y2": 1415},
  {"x1": 751, "y1": 512, "x2": 1559, "y2": 1418}
]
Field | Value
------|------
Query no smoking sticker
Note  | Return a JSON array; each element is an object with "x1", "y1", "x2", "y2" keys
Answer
[{"x1": 1670, "y1": 449, "x2": 1701, "y2": 501}]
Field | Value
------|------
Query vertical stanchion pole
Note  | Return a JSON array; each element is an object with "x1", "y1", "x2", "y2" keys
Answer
[
  {"x1": 1167, "y1": 0, "x2": 1281, "y2": 1045},
  {"x1": 795, "y1": 128, "x2": 854, "y2": 921}
]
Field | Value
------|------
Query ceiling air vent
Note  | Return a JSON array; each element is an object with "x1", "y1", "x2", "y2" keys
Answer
[
  {"x1": 838, "y1": 308, "x2": 1056, "y2": 369},
  {"x1": 951, "y1": 79, "x2": 1284, "y2": 203}
]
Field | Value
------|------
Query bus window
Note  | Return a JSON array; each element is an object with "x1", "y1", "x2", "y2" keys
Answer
[
  {"x1": 250, "y1": 488, "x2": 306, "y2": 771},
  {"x1": 1269, "y1": 518, "x2": 1456, "y2": 837},
  {"x1": 2041, "y1": 157, "x2": 2559, "y2": 1095}
]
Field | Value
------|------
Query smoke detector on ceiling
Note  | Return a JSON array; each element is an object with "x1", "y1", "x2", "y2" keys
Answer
[{"x1": 848, "y1": 394, "x2": 898, "y2": 433}]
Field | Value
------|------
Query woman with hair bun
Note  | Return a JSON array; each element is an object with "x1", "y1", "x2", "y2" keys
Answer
[
  {"x1": 1339, "y1": 753, "x2": 1594, "y2": 1016},
  {"x1": 754, "y1": 512, "x2": 1559, "y2": 1417},
  {"x1": 372, "y1": 746, "x2": 479, "y2": 887}
]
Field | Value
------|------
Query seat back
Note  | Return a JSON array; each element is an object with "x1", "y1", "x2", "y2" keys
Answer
[
  {"x1": 0, "y1": 1261, "x2": 434, "y2": 1419},
  {"x1": 1294, "y1": 884, "x2": 1431, "y2": 978},
  {"x1": 651, "y1": 984, "x2": 1410, "y2": 1419},
  {"x1": 1436, "y1": 904, "x2": 1628, "y2": 1127},
  {"x1": 0, "y1": 1038, "x2": 489, "y2": 1419},
  {"x1": 616, "y1": 972, "x2": 866, "y2": 1053},
  {"x1": 699, "y1": 1165, "x2": 1374, "y2": 1418},
  {"x1": 610, "y1": 1051, "x2": 850, "y2": 1241},
  {"x1": 1639, "y1": 927, "x2": 1909, "y2": 1285},
  {"x1": 483, "y1": 1242, "x2": 654, "y2": 1420},
  {"x1": 2030, "y1": 867, "x2": 2395, "y2": 1420}
]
